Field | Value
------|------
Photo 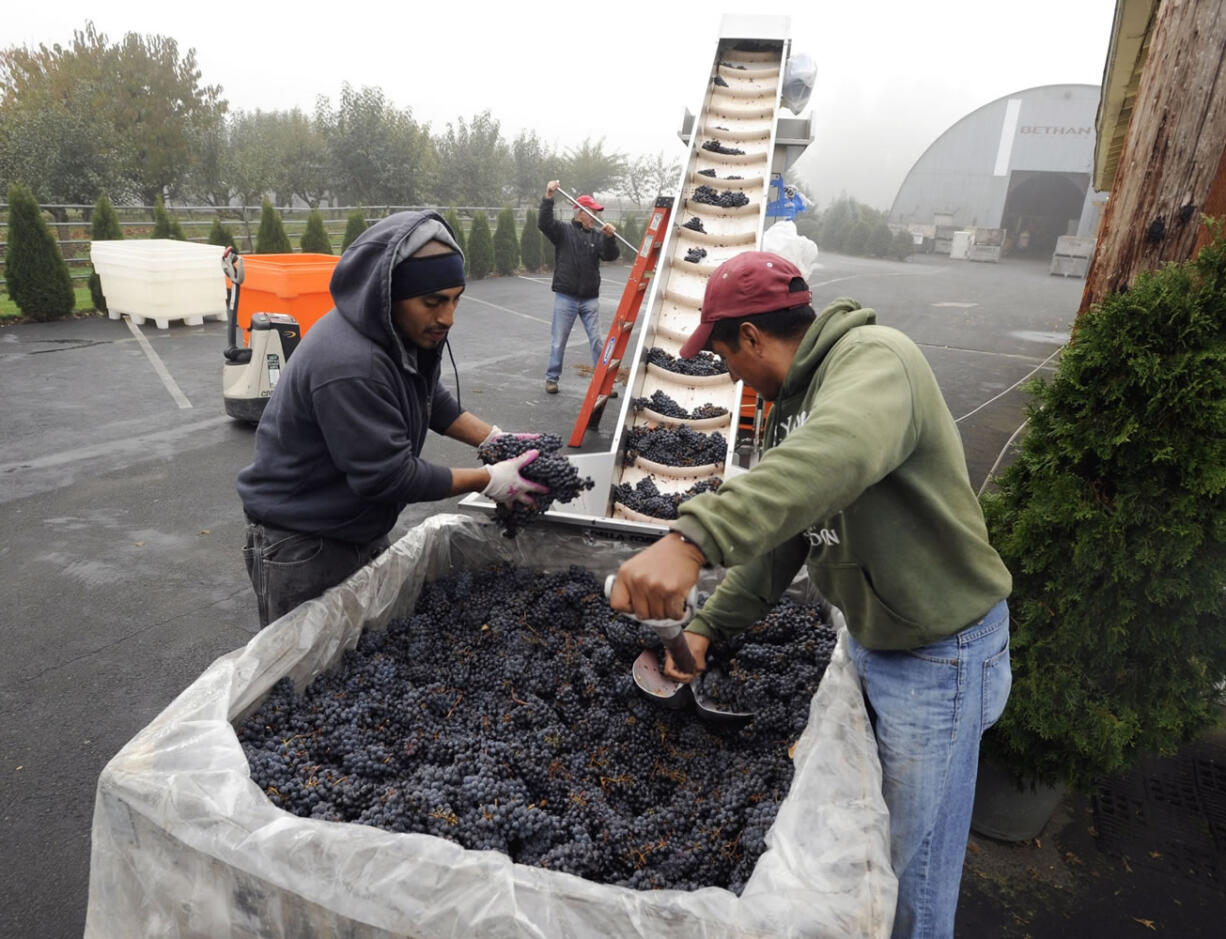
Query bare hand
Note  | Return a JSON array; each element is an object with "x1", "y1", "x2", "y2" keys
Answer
[
  {"x1": 545, "y1": 180, "x2": 559, "y2": 198},
  {"x1": 601, "y1": 223, "x2": 616, "y2": 238},
  {"x1": 664, "y1": 631, "x2": 710, "y2": 682},
  {"x1": 608, "y1": 533, "x2": 704, "y2": 621}
]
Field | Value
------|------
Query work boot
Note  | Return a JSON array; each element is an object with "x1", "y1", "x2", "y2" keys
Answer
[{"x1": 545, "y1": 380, "x2": 559, "y2": 394}]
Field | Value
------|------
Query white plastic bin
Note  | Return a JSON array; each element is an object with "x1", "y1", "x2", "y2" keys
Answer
[
  {"x1": 949, "y1": 230, "x2": 973, "y2": 260},
  {"x1": 90, "y1": 240, "x2": 226, "y2": 329},
  {"x1": 86, "y1": 514, "x2": 895, "y2": 939}
]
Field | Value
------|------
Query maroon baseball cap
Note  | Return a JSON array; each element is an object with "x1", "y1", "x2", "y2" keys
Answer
[
  {"x1": 680, "y1": 251, "x2": 813, "y2": 358},
  {"x1": 576, "y1": 194, "x2": 604, "y2": 212}
]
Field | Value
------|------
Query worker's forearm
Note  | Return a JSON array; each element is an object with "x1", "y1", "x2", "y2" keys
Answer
[
  {"x1": 443, "y1": 411, "x2": 493, "y2": 448},
  {"x1": 450, "y1": 466, "x2": 492, "y2": 496}
]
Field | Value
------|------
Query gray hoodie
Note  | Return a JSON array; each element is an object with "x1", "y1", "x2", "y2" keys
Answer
[{"x1": 237, "y1": 211, "x2": 465, "y2": 543}]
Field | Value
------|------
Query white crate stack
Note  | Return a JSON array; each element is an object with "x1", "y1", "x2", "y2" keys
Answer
[{"x1": 90, "y1": 239, "x2": 227, "y2": 329}]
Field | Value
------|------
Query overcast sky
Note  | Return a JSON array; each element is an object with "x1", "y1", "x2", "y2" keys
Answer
[{"x1": 4, "y1": 0, "x2": 1119, "y2": 210}]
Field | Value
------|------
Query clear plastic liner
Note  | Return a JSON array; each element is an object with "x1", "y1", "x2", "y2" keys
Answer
[{"x1": 87, "y1": 514, "x2": 895, "y2": 938}]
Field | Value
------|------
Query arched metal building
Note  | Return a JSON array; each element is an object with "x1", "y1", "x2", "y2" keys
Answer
[{"x1": 889, "y1": 84, "x2": 1106, "y2": 257}]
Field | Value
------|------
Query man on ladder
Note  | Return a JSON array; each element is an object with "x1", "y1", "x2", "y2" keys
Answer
[{"x1": 539, "y1": 179, "x2": 620, "y2": 395}]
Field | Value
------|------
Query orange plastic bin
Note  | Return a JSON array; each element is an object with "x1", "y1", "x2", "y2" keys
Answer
[{"x1": 237, "y1": 253, "x2": 340, "y2": 342}]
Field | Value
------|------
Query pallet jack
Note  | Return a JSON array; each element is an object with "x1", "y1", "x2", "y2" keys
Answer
[{"x1": 221, "y1": 247, "x2": 301, "y2": 423}]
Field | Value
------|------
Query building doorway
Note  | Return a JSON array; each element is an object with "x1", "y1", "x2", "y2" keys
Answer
[{"x1": 1001, "y1": 171, "x2": 1089, "y2": 257}]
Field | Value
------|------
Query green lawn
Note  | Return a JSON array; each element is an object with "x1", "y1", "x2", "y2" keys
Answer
[{"x1": 0, "y1": 286, "x2": 98, "y2": 320}]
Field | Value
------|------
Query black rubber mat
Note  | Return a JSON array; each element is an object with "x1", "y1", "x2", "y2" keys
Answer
[{"x1": 1092, "y1": 735, "x2": 1226, "y2": 891}]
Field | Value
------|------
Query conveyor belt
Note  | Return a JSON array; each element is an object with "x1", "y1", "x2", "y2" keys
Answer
[
  {"x1": 462, "y1": 16, "x2": 804, "y2": 536},
  {"x1": 608, "y1": 34, "x2": 789, "y2": 527}
]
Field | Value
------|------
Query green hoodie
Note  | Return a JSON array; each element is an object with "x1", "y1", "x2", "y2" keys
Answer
[{"x1": 673, "y1": 298, "x2": 1011, "y2": 651}]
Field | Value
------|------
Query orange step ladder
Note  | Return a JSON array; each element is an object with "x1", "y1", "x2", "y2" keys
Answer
[{"x1": 568, "y1": 195, "x2": 674, "y2": 447}]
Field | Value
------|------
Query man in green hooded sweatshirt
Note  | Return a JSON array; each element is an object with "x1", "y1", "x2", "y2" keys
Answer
[{"x1": 608, "y1": 250, "x2": 1013, "y2": 939}]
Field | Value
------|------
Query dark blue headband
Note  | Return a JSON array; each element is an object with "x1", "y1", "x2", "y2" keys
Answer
[{"x1": 390, "y1": 252, "x2": 465, "y2": 302}]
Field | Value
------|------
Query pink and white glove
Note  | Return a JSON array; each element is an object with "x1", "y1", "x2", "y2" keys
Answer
[
  {"x1": 479, "y1": 425, "x2": 541, "y2": 449},
  {"x1": 481, "y1": 450, "x2": 548, "y2": 506}
]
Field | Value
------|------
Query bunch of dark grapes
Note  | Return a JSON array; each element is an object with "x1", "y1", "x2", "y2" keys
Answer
[
  {"x1": 697, "y1": 168, "x2": 717, "y2": 178},
  {"x1": 702, "y1": 139, "x2": 745, "y2": 155},
  {"x1": 693, "y1": 185, "x2": 750, "y2": 209},
  {"x1": 680, "y1": 217, "x2": 707, "y2": 233},
  {"x1": 476, "y1": 434, "x2": 594, "y2": 537},
  {"x1": 625, "y1": 425, "x2": 727, "y2": 468},
  {"x1": 631, "y1": 389, "x2": 727, "y2": 422},
  {"x1": 646, "y1": 346, "x2": 728, "y2": 377},
  {"x1": 713, "y1": 74, "x2": 729, "y2": 87},
  {"x1": 690, "y1": 402, "x2": 729, "y2": 419},
  {"x1": 235, "y1": 564, "x2": 835, "y2": 893},
  {"x1": 611, "y1": 476, "x2": 722, "y2": 520},
  {"x1": 699, "y1": 596, "x2": 837, "y2": 740},
  {"x1": 683, "y1": 246, "x2": 708, "y2": 264},
  {"x1": 720, "y1": 61, "x2": 748, "y2": 70},
  {"x1": 631, "y1": 389, "x2": 688, "y2": 419}
]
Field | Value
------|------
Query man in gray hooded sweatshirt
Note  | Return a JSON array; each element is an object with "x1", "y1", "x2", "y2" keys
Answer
[{"x1": 238, "y1": 210, "x2": 543, "y2": 627}]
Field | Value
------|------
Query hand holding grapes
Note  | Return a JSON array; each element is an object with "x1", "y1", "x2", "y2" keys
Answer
[{"x1": 481, "y1": 451, "x2": 547, "y2": 506}]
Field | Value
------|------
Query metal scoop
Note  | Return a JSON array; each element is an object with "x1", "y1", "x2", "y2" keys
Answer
[{"x1": 604, "y1": 575, "x2": 752, "y2": 725}]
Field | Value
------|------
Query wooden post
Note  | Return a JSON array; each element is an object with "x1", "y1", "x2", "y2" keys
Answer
[{"x1": 1080, "y1": 0, "x2": 1226, "y2": 314}]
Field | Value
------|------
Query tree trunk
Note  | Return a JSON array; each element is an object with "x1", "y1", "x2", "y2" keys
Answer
[{"x1": 1080, "y1": 0, "x2": 1226, "y2": 314}]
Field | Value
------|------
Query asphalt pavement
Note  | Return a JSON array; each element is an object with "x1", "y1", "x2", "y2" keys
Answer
[{"x1": 1, "y1": 249, "x2": 1097, "y2": 937}]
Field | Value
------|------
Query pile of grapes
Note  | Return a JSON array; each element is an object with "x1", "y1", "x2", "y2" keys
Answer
[
  {"x1": 683, "y1": 246, "x2": 708, "y2": 264},
  {"x1": 713, "y1": 74, "x2": 729, "y2": 87},
  {"x1": 693, "y1": 185, "x2": 750, "y2": 209},
  {"x1": 476, "y1": 433, "x2": 594, "y2": 537},
  {"x1": 702, "y1": 139, "x2": 745, "y2": 156},
  {"x1": 611, "y1": 476, "x2": 722, "y2": 520},
  {"x1": 631, "y1": 389, "x2": 728, "y2": 422},
  {"x1": 236, "y1": 564, "x2": 836, "y2": 893},
  {"x1": 625, "y1": 425, "x2": 727, "y2": 468},
  {"x1": 646, "y1": 346, "x2": 728, "y2": 377},
  {"x1": 681, "y1": 217, "x2": 707, "y2": 234}
]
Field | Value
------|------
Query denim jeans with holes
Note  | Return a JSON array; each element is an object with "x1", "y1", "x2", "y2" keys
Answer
[
  {"x1": 242, "y1": 520, "x2": 389, "y2": 628},
  {"x1": 847, "y1": 599, "x2": 1011, "y2": 939},
  {"x1": 545, "y1": 293, "x2": 602, "y2": 382}
]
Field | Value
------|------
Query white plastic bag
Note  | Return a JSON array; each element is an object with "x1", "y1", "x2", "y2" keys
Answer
[
  {"x1": 782, "y1": 53, "x2": 817, "y2": 115},
  {"x1": 764, "y1": 220, "x2": 821, "y2": 282},
  {"x1": 87, "y1": 514, "x2": 894, "y2": 938}
]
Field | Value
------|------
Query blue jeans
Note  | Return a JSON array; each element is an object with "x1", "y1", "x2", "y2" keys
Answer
[
  {"x1": 545, "y1": 293, "x2": 602, "y2": 382},
  {"x1": 243, "y1": 519, "x2": 389, "y2": 628},
  {"x1": 847, "y1": 600, "x2": 1011, "y2": 939}
]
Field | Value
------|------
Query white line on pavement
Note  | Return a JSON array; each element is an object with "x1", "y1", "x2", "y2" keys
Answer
[
  {"x1": 125, "y1": 318, "x2": 193, "y2": 409},
  {"x1": 462, "y1": 294, "x2": 551, "y2": 326}
]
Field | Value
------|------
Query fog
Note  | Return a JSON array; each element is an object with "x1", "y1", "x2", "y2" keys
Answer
[{"x1": 2, "y1": 0, "x2": 1118, "y2": 211}]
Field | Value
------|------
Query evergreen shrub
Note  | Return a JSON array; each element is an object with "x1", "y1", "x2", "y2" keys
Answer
[
  {"x1": 89, "y1": 193, "x2": 123, "y2": 312},
  {"x1": 5, "y1": 182, "x2": 75, "y2": 320},
  {"x1": 519, "y1": 207, "x2": 542, "y2": 272},
  {"x1": 255, "y1": 199, "x2": 292, "y2": 254},
  {"x1": 892, "y1": 229, "x2": 914, "y2": 261},
  {"x1": 207, "y1": 217, "x2": 236, "y2": 250},
  {"x1": 151, "y1": 195, "x2": 186, "y2": 240},
  {"x1": 341, "y1": 210, "x2": 368, "y2": 253},
  {"x1": 493, "y1": 206, "x2": 520, "y2": 276},
  {"x1": 444, "y1": 207, "x2": 467, "y2": 270},
  {"x1": 981, "y1": 223, "x2": 1226, "y2": 791},
  {"x1": 467, "y1": 212, "x2": 494, "y2": 280},
  {"x1": 299, "y1": 209, "x2": 333, "y2": 254},
  {"x1": 620, "y1": 215, "x2": 641, "y2": 257}
]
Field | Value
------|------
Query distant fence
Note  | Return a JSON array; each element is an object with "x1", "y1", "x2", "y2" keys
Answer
[{"x1": 0, "y1": 202, "x2": 632, "y2": 290}]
